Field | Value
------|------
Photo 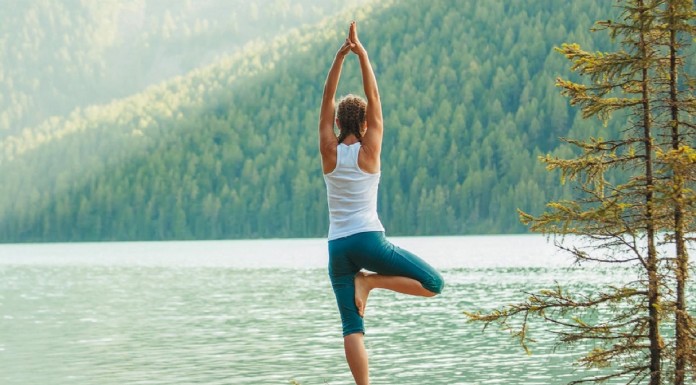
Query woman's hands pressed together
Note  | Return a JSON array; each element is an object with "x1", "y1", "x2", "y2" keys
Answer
[
  {"x1": 336, "y1": 21, "x2": 366, "y2": 59},
  {"x1": 348, "y1": 21, "x2": 366, "y2": 56}
]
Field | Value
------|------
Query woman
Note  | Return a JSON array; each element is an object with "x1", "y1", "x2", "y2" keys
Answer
[{"x1": 319, "y1": 21, "x2": 444, "y2": 385}]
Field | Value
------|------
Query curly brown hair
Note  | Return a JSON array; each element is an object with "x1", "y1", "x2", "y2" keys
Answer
[{"x1": 336, "y1": 94, "x2": 367, "y2": 144}]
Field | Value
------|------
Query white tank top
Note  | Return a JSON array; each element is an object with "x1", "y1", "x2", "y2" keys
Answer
[{"x1": 323, "y1": 143, "x2": 385, "y2": 240}]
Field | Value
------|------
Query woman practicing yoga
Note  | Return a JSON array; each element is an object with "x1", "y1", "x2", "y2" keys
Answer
[{"x1": 319, "y1": 21, "x2": 445, "y2": 384}]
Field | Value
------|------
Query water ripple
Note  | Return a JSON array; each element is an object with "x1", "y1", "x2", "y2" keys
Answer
[{"x1": 0, "y1": 262, "x2": 681, "y2": 385}]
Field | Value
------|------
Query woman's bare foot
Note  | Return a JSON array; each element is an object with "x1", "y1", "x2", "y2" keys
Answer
[{"x1": 354, "y1": 272, "x2": 372, "y2": 317}]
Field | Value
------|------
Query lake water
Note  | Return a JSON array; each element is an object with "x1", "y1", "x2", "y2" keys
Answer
[{"x1": 0, "y1": 235, "x2": 651, "y2": 384}]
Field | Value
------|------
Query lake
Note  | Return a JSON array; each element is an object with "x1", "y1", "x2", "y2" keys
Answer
[{"x1": 0, "y1": 235, "x2": 649, "y2": 384}]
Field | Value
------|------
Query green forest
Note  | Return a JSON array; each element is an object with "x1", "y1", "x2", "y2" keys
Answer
[
  {"x1": 0, "y1": 0, "x2": 370, "y2": 138},
  {"x1": 0, "y1": 0, "x2": 681, "y2": 242}
]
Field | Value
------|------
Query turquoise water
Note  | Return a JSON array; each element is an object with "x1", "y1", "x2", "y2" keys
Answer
[{"x1": 0, "y1": 236, "x2": 648, "y2": 384}]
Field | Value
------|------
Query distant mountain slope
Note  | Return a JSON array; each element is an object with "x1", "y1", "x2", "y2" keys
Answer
[
  {"x1": 0, "y1": 0, "x2": 372, "y2": 138},
  {"x1": 0, "y1": 0, "x2": 625, "y2": 242}
]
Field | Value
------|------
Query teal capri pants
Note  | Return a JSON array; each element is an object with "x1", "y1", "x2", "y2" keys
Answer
[{"x1": 328, "y1": 231, "x2": 444, "y2": 337}]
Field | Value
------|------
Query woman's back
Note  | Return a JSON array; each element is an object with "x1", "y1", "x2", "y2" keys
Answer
[{"x1": 324, "y1": 142, "x2": 384, "y2": 240}]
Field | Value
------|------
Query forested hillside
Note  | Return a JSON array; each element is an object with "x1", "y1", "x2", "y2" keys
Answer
[
  {"x1": 0, "y1": 0, "x2": 630, "y2": 242},
  {"x1": 0, "y1": 0, "x2": 370, "y2": 138}
]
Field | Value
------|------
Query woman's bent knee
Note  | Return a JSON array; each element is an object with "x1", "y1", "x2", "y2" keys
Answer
[{"x1": 425, "y1": 272, "x2": 445, "y2": 295}]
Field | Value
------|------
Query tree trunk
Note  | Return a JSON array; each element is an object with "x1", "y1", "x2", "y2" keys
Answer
[
  {"x1": 668, "y1": 2, "x2": 687, "y2": 383},
  {"x1": 639, "y1": 2, "x2": 662, "y2": 384}
]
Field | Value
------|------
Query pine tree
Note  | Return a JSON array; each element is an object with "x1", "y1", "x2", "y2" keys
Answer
[
  {"x1": 653, "y1": 1, "x2": 696, "y2": 383},
  {"x1": 467, "y1": 1, "x2": 695, "y2": 383}
]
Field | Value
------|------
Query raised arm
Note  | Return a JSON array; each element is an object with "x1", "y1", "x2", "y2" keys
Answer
[
  {"x1": 349, "y1": 21, "x2": 383, "y2": 161},
  {"x1": 319, "y1": 38, "x2": 352, "y2": 164}
]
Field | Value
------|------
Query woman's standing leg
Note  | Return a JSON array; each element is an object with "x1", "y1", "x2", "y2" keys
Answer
[
  {"x1": 329, "y1": 237, "x2": 371, "y2": 384},
  {"x1": 344, "y1": 333, "x2": 369, "y2": 385}
]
